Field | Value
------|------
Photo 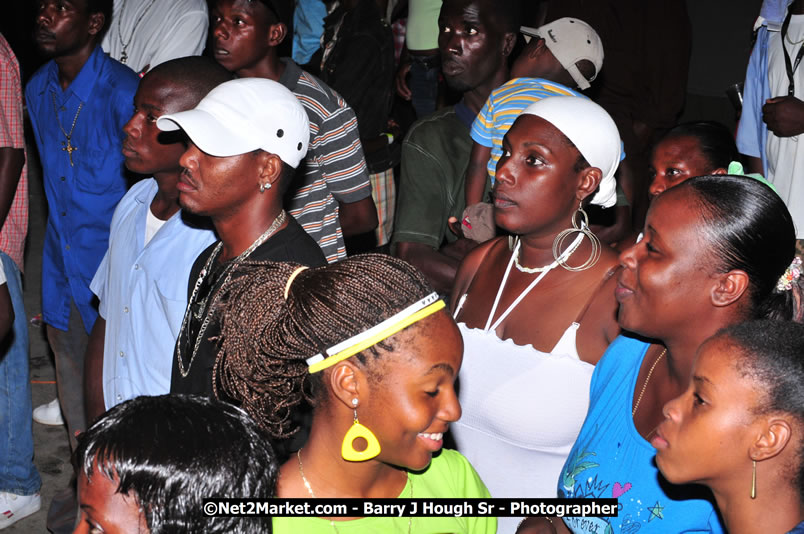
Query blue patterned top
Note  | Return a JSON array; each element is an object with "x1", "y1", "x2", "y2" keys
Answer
[{"x1": 558, "y1": 334, "x2": 726, "y2": 533}]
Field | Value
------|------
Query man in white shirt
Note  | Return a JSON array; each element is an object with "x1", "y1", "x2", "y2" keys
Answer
[{"x1": 101, "y1": 0, "x2": 209, "y2": 74}]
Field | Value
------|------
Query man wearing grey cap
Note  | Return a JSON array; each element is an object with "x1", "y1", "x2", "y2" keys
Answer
[{"x1": 157, "y1": 77, "x2": 326, "y2": 399}]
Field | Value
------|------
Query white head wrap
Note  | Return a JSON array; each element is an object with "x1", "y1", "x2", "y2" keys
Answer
[{"x1": 519, "y1": 96, "x2": 621, "y2": 208}]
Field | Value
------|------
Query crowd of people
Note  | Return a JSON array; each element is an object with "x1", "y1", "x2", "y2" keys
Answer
[{"x1": 0, "y1": 0, "x2": 803, "y2": 532}]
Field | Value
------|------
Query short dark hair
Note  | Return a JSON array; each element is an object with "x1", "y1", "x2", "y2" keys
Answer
[
  {"x1": 660, "y1": 121, "x2": 738, "y2": 171},
  {"x1": 253, "y1": 0, "x2": 294, "y2": 27},
  {"x1": 716, "y1": 320, "x2": 804, "y2": 495},
  {"x1": 677, "y1": 175, "x2": 801, "y2": 321},
  {"x1": 75, "y1": 395, "x2": 277, "y2": 533},
  {"x1": 145, "y1": 56, "x2": 234, "y2": 105}
]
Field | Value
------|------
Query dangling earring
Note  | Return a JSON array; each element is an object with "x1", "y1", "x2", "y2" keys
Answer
[
  {"x1": 341, "y1": 398, "x2": 381, "y2": 462},
  {"x1": 552, "y1": 203, "x2": 601, "y2": 272},
  {"x1": 751, "y1": 460, "x2": 757, "y2": 499}
]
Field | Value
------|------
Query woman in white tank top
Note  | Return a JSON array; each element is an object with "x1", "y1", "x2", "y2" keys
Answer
[{"x1": 450, "y1": 97, "x2": 623, "y2": 532}]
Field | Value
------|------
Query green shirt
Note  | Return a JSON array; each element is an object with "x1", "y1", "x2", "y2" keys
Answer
[
  {"x1": 273, "y1": 449, "x2": 497, "y2": 533},
  {"x1": 392, "y1": 107, "x2": 473, "y2": 250}
]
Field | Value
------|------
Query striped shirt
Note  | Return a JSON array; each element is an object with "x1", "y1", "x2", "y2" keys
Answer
[
  {"x1": 0, "y1": 34, "x2": 28, "y2": 272},
  {"x1": 471, "y1": 78, "x2": 583, "y2": 182},
  {"x1": 279, "y1": 59, "x2": 372, "y2": 263}
]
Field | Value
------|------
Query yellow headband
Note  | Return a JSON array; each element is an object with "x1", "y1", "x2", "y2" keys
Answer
[{"x1": 306, "y1": 292, "x2": 445, "y2": 374}]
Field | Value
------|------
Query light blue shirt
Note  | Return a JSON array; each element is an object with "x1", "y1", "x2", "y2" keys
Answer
[
  {"x1": 736, "y1": 23, "x2": 772, "y2": 176},
  {"x1": 90, "y1": 179, "x2": 216, "y2": 409}
]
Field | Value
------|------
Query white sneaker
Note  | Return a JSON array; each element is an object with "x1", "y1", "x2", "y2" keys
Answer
[
  {"x1": 33, "y1": 398, "x2": 65, "y2": 426},
  {"x1": 0, "y1": 492, "x2": 41, "y2": 529}
]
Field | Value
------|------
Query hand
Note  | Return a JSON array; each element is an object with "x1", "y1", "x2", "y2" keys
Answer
[
  {"x1": 762, "y1": 96, "x2": 804, "y2": 137},
  {"x1": 395, "y1": 61, "x2": 412, "y2": 100},
  {"x1": 447, "y1": 216, "x2": 464, "y2": 238},
  {"x1": 452, "y1": 203, "x2": 497, "y2": 243}
]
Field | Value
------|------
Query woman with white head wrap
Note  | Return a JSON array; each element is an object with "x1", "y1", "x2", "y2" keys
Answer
[{"x1": 449, "y1": 96, "x2": 623, "y2": 531}]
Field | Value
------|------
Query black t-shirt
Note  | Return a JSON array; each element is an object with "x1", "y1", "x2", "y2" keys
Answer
[{"x1": 171, "y1": 217, "x2": 326, "y2": 397}]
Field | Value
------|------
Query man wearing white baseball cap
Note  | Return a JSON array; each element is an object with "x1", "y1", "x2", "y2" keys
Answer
[
  {"x1": 465, "y1": 17, "x2": 605, "y2": 211},
  {"x1": 156, "y1": 77, "x2": 326, "y2": 399},
  {"x1": 517, "y1": 17, "x2": 604, "y2": 91}
]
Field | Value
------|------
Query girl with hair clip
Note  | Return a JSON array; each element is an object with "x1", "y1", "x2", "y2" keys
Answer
[
  {"x1": 450, "y1": 96, "x2": 622, "y2": 533},
  {"x1": 213, "y1": 254, "x2": 496, "y2": 534},
  {"x1": 653, "y1": 319, "x2": 804, "y2": 534},
  {"x1": 519, "y1": 174, "x2": 803, "y2": 534}
]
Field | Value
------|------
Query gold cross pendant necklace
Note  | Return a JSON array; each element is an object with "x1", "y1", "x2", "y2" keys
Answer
[{"x1": 51, "y1": 92, "x2": 83, "y2": 167}]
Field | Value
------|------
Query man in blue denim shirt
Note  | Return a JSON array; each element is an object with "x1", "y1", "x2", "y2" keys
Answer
[{"x1": 25, "y1": 1, "x2": 138, "y2": 530}]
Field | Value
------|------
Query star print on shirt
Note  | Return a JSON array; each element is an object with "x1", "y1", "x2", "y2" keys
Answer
[{"x1": 648, "y1": 501, "x2": 665, "y2": 522}]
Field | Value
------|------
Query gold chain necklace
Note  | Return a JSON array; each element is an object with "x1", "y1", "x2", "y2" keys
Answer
[
  {"x1": 116, "y1": 0, "x2": 158, "y2": 64},
  {"x1": 176, "y1": 210, "x2": 287, "y2": 377},
  {"x1": 297, "y1": 449, "x2": 412, "y2": 534},
  {"x1": 632, "y1": 347, "x2": 667, "y2": 417},
  {"x1": 51, "y1": 92, "x2": 83, "y2": 167}
]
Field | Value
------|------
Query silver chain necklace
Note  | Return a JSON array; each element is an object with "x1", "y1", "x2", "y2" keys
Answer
[
  {"x1": 116, "y1": 0, "x2": 158, "y2": 64},
  {"x1": 297, "y1": 449, "x2": 413, "y2": 534},
  {"x1": 176, "y1": 210, "x2": 287, "y2": 377}
]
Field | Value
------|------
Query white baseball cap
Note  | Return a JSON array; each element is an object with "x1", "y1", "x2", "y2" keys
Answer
[
  {"x1": 157, "y1": 78, "x2": 310, "y2": 168},
  {"x1": 520, "y1": 18, "x2": 604, "y2": 90}
]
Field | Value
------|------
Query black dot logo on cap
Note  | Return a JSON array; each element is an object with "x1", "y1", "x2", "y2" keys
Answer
[
  {"x1": 277, "y1": 129, "x2": 284, "y2": 138},
  {"x1": 297, "y1": 142, "x2": 303, "y2": 151},
  {"x1": 587, "y1": 40, "x2": 591, "y2": 44}
]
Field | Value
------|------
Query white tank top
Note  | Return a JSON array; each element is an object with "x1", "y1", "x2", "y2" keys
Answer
[{"x1": 451, "y1": 241, "x2": 615, "y2": 533}]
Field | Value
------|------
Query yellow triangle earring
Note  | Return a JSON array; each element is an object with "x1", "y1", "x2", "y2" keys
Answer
[{"x1": 341, "y1": 399, "x2": 381, "y2": 462}]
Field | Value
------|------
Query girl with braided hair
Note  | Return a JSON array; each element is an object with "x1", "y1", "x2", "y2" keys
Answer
[{"x1": 215, "y1": 253, "x2": 496, "y2": 534}]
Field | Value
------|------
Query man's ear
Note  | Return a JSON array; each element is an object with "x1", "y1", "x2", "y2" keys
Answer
[
  {"x1": 267, "y1": 22, "x2": 288, "y2": 47},
  {"x1": 502, "y1": 31, "x2": 517, "y2": 58},
  {"x1": 710, "y1": 269, "x2": 749, "y2": 308},
  {"x1": 88, "y1": 12, "x2": 105, "y2": 37},
  {"x1": 257, "y1": 152, "x2": 284, "y2": 189},
  {"x1": 529, "y1": 37, "x2": 548, "y2": 58}
]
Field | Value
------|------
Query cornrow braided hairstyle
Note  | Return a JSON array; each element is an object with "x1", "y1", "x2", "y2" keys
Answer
[{"x1": 214, "y1": 254, "x2": 434, "y2": 439}]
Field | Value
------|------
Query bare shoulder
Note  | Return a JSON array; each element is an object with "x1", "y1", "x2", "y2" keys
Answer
[
  {"x1": 450, "y1": 237, "x2": 508, "y2": 308},
  {"x1": 576, "y1": 247, "x2": 622, "y2": 364}
]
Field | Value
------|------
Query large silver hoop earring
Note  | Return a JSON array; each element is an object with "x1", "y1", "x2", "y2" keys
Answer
[{"x1": 552, "y1": 205, "x2": 601, "y2": 272}]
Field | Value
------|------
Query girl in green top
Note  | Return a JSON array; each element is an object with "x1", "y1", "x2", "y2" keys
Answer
[{"x1": 215, "y1": 254, "x2": 496, "y2": 534}]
